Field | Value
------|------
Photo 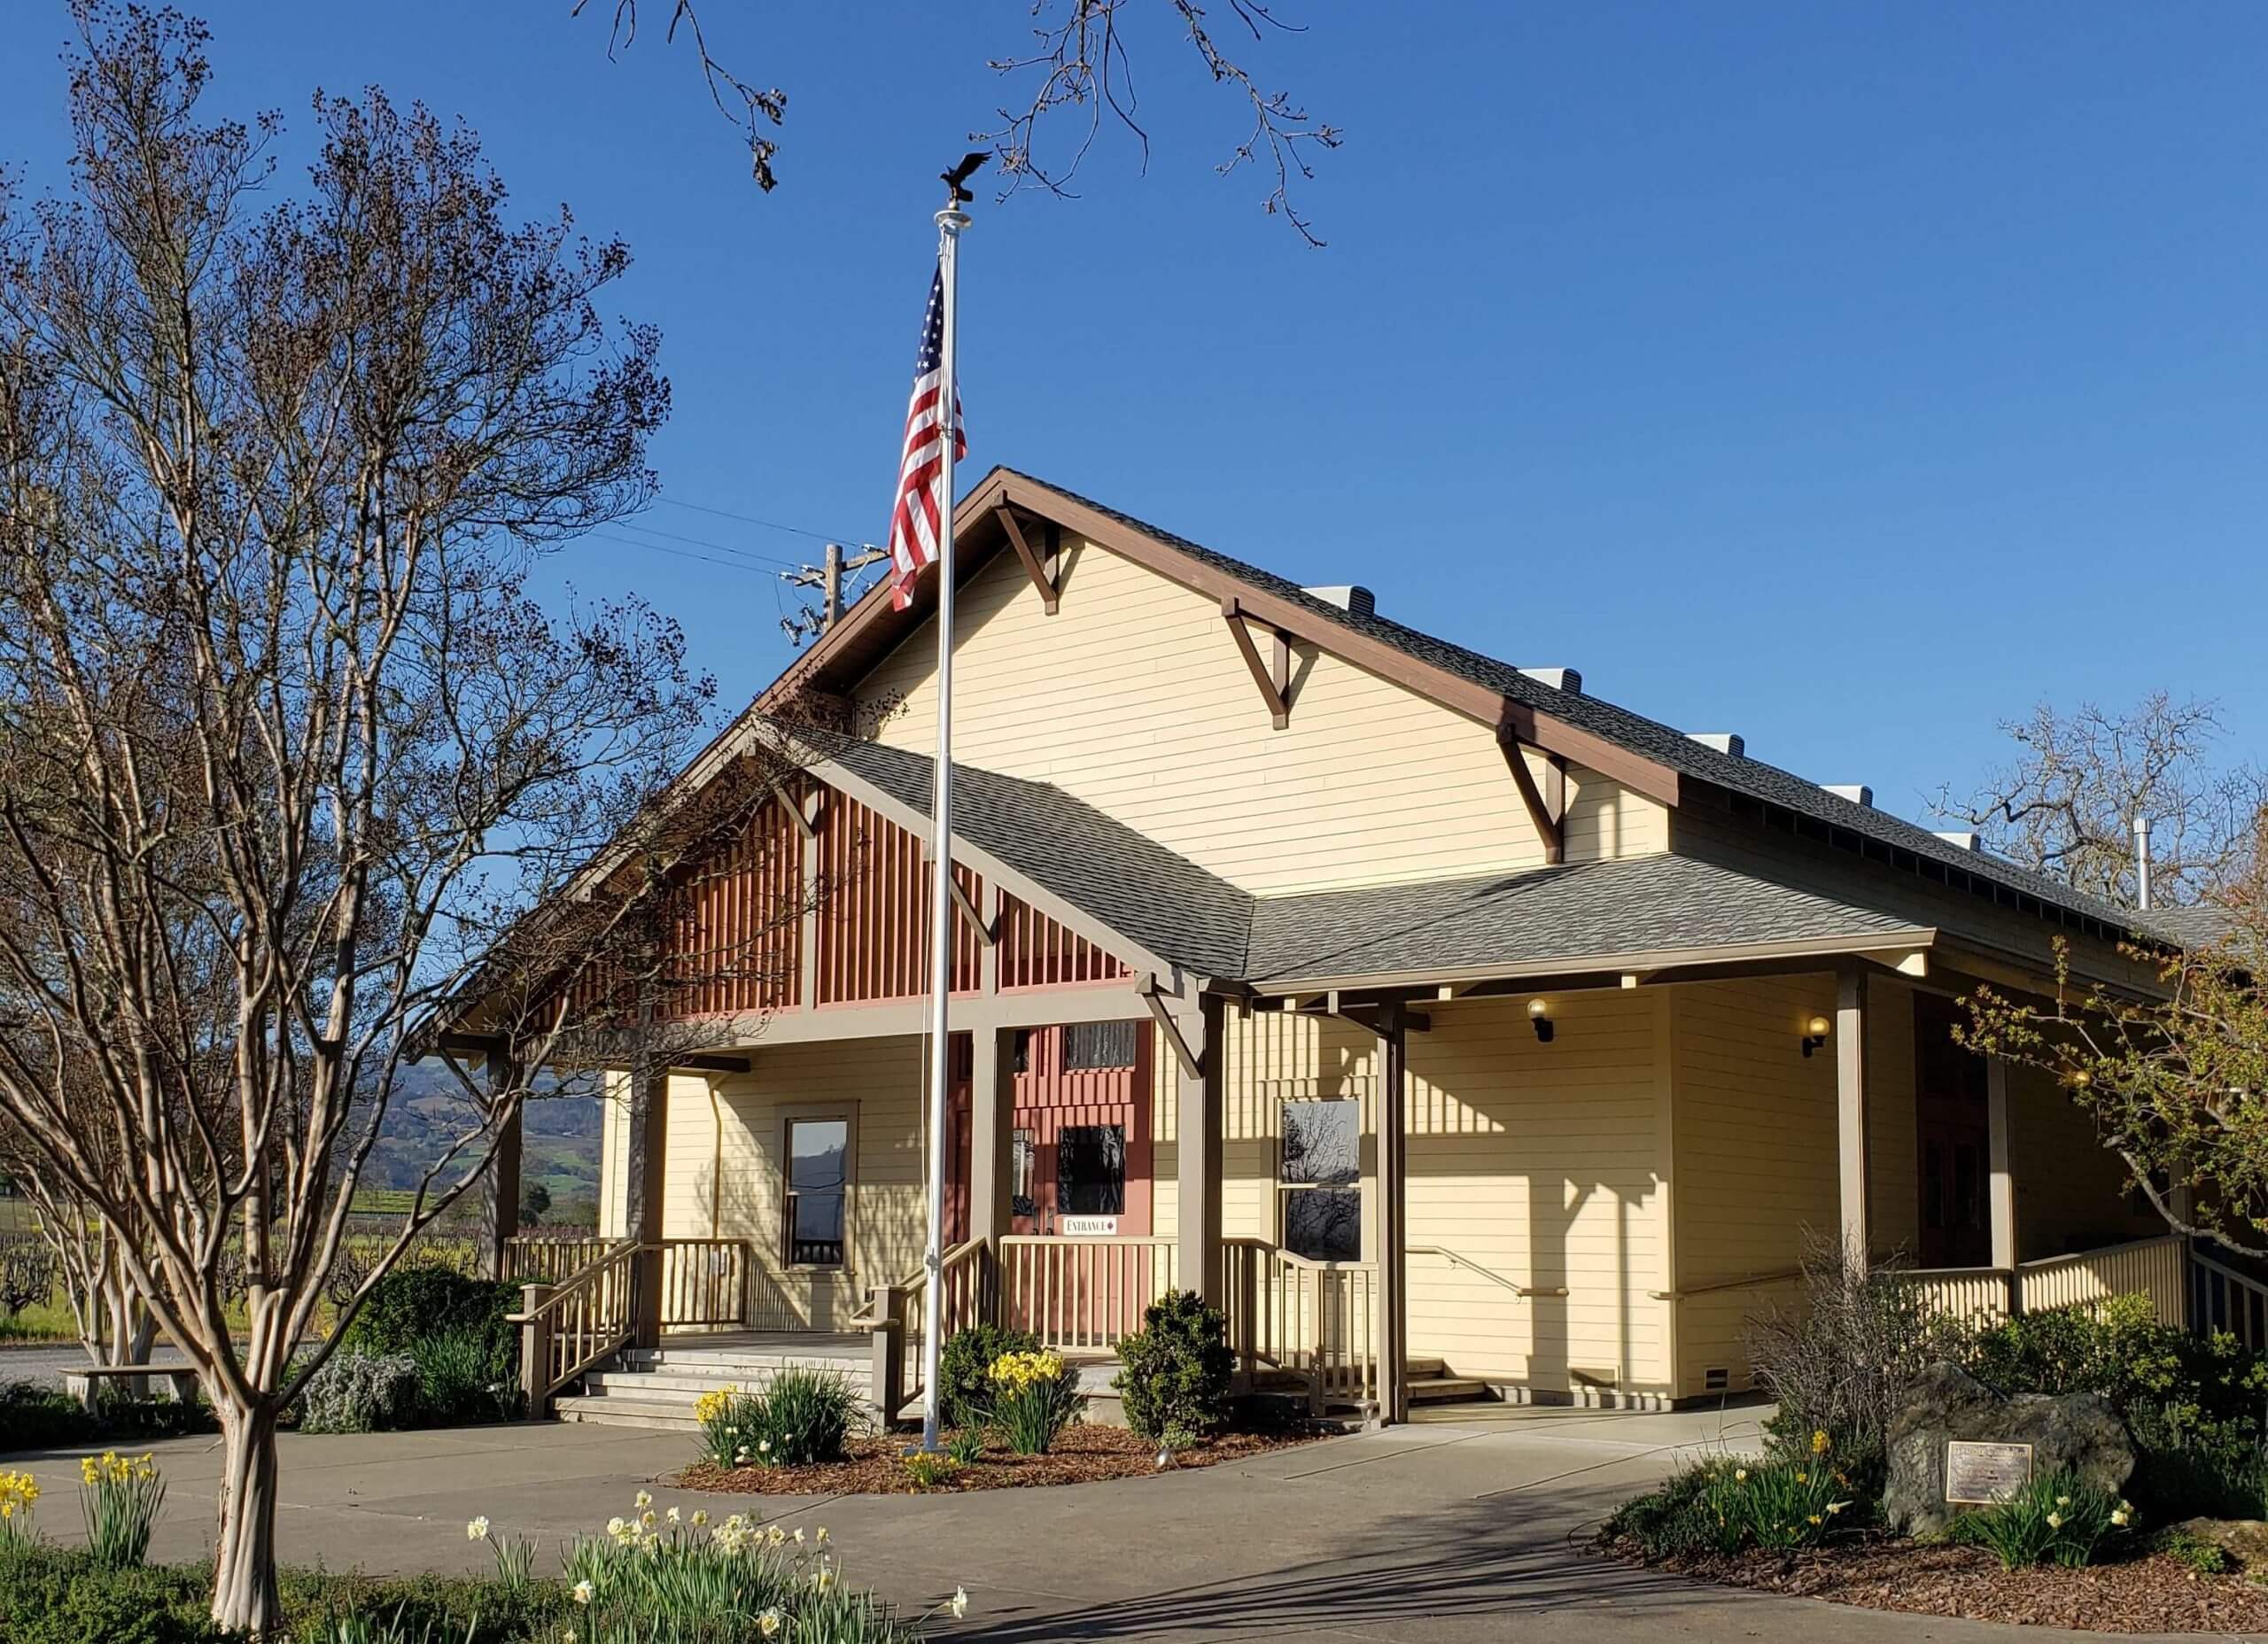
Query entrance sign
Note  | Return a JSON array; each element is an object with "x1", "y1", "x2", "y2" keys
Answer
[
  {"x1": 1945, "y1": 1440, "x2": 2034, "y2": 1504},
  {"x1": 1061, "y1": 1215, "x2": 1119, "y2": 1237}
]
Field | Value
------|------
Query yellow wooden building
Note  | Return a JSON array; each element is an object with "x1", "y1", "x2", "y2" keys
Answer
[{"x1": 467, "y1": 468, "x2": 2201, "y2": 1426}]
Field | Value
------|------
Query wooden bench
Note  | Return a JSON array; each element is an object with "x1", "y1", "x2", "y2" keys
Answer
[{"x1": 60, "y1": 1364, "x2": 199, "y2": 1412}]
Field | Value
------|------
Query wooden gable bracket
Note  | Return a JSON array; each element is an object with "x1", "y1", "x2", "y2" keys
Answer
[
  {"x1": 1499, "y1": 733, "x2": 1565, "y2": 865},
  {"x1": 1135, "y1": 973, "x2": 1205, "y2": 1079},
  {"x1": 1221, "y1": 597, "x2": 1292, "y2": 730},
  {"x1": 996, "y1": 507, "x2": 1059, "y2": 615},
  {"x1": 944, "y1": 871, "x2": 999, "y2": 947}
]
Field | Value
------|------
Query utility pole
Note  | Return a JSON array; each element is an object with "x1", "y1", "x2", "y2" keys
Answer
[{"x1": 780, "y1": 542, "x2": 891, "y2": 644}]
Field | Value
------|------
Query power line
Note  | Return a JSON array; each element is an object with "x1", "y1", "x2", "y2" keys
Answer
[
  {"x1": 582, "y1": 531, "x2": 773, "y2": 575},
  {"x1": 601, "y1": 518, "x2": 804, "y2": 570},
  {"x1": 656, "y1": 494, "x2": 872, "y2": 547}
]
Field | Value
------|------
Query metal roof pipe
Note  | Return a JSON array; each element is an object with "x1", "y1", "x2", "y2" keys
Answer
[{"x1": 2134, "y1": 815, "x2": 2153, "y2": 911}]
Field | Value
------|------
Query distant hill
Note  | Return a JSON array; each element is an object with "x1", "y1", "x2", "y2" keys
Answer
[{"x1": 365, "y1": 1061, "x2": 602, "y2": 1221}]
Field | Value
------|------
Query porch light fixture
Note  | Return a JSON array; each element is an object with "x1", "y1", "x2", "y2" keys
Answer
[
  {"x1": 1527, "y1": 998, "x2": 1554, "y2": 1043},
  {"x1": 1800, "y1": 1014, "x2": 1830, "y2": 1059}
]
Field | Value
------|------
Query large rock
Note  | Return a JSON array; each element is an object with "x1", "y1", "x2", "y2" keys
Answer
[
  {"x1": 2173, "y1": 1518, "x2": 2268, "y2": 1570},
  {"x1": 1884, "y1": 1361, "x2": 2135, "y2": 1538}
]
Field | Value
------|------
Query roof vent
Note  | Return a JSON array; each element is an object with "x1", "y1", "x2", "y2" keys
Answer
[
  {"x1": 1518, "y1": 667, "x2": 1581, "y2": 694},
  {"x1": 1302, "y1": 585, "x2": 1375, "y2": 619},
  {"x1": 1934, "y1": 830, "x2": 1980, "y2": 851},
  {"x1": 1689, "y1": 733, "x2": 1744, "y2": 758},
  {"x1": 1823, "y1": 784, "x2": 1874, "y2": 808}
]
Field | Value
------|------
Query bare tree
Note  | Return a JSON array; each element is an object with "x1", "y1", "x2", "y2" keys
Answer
[
  {"x1": 0, "y1": 6, "x2": 739, "y2": 1628},
  {"x1": 1934, "y1": 693, "x2": 2267, "y2": 909},
  {"x1": 576, "y1": 0, "x2": 1342, "y2": 244}
]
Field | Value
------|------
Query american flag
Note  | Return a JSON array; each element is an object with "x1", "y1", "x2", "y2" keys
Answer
[{"x1": 887, "y1": 265, "x2": 965, "y2": 610}]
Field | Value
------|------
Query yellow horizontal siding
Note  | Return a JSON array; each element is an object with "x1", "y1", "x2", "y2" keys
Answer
[{"x1": 855, "y1": 538, "x2": 1664, "y2": 895}]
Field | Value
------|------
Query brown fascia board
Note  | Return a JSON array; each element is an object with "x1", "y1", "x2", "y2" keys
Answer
[{"x1": 755, "y1": 469, "x2": 1682, "y2": 810}]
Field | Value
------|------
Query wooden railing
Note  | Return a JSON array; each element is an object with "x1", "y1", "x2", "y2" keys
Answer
[
  {"x1": 1222, "y1": 1238, "x2": 1380, "y2": 1414},
  {"x1": 510, "y1": 1238, "x2": 641, "y2": 1407},
  {"x1": 2021, "y1": 1236, "x2": 2186, "y2": 1325},
  {"x1": 999, "y1": 1235, "x2": 1177, "y2": 1352},
  {"x1": 1895, "y1": 1266, "x2": 2015, "y2": 1327},
  {"x1": 506, "y1": 1236, "x2": 615, "y2": 1284},
  {"x1": 852, "y1": 1240, "x2": 990, "y2": 1344},
  {"x1": 656, "y1": 1239, "x2": 750, "y2": 1330},
  {"x1": 2191, "y1": 1248, "x2": 2268, "y2": 1350}
]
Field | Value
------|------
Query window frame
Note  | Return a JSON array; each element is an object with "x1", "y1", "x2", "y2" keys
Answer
[
  {"x1": 1275, "y1": 1097, "x2": 1365, "y2": 1264},
  {"x1": 778, "y1": 1104, "x2": 858, "y2": 1272}
]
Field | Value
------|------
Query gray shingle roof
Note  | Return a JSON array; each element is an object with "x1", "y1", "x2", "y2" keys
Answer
[
  {"x1": 995, "y1": 468, "x2": 2152, "y2": 945},
  {"x1": 1244, "y1": 856, "x2": 1928, "y2": 986},
  {"x1": 809, "y1": 734, "x2": 1936, "y2": 989},
  {"x1": 813, "y1": 735, "x2": 1253, "y2": 978}
]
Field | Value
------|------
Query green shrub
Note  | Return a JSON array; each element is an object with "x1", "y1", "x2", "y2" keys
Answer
[
  {"x1": 342, "y1": 1267, "x2": 517, "y2": 1365},
  {"x1": 294, "y1": 1353, "x2": 421, "y2": 1434},
  {"x1": 1966, "y1": 1294, "x2": 2268, "y2": 1520},
  {"x1": 937, "y1": 1322, "x2": 1037, "y2": 1431},
  {"x1": 0, "y1": 1380, "x2": 94, "y2": 1452},
  {"x1": 0, "y1": 1545, "x2": 219, "y2": 1644},
  {"x1": 405, "y1": 1330, "x2": 518, "y2": 1427},
  {"x1": 695, "y1": 1369, "x2": 859, "y2": 1468},
  {"x1": 1114, "y1": 1291, "x2": 1234, "y2": 1446},
  {"x1": 2155, "y1": 1525, "x2": 2232, "y2": 1576},
  {"x1": 1604, "y1": 1459, "x2": 1748, "y2": 1559},
  {"x1": 1951, "y1": 1469, "x2": 2133, "y2": 1569},
  {"x1": 986, "y1": 1349, "x2": 1082, "y2": 1455}
]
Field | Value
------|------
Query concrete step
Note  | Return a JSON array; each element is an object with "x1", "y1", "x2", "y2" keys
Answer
[
  {"x1": 1407, "y1": 1376, "x2": 1495, "y2": 1404},
  {"x1": 1404, "y1": 1357, "x2": 1449, "y2": 1378},
  {"x1": 553, "y1": 1395, "x2": 703, "y2": 1431},
  {"x1": 582, "y1": 1368, "x2": 861, "y2": 1397}
]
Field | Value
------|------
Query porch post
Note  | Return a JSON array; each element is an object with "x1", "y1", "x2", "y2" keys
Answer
[
  {"x1": 1986, "y1": 1054, "x2": 2017, "y2": 1307},
  {"x1": 1375, "y1": 1001, "x2": 1410, "y2": 1426},
  {"x1": 970, "y1": 1025, "x2": 1016, "y2": 1322},
  {"x1": 1836, "y1": 969, "x2": 1870, "y2": 1273},
  {"x1": 1175, "y1": 995, "x2": 1224, "y2": 1307},
  {"x1": 478, "y1": 1048, "x2": 524, "y2": 1282},
  {"x1": 623, "y1": 1061, "x2": 669, "y2": 1348}
]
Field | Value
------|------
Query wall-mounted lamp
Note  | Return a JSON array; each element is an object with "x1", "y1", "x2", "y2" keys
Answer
[
  {"x1": 1527, "y1": 998, "x2": 1555, "y2": 1043},
  {"x1": 1800, "y1": 1014, "x2": 1831, "y2": 1059}
]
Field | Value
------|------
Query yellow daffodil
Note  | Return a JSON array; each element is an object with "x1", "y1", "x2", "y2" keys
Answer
[{"x1": 1810, "y1": 1430, "x2": 1829, "y2": 1455}]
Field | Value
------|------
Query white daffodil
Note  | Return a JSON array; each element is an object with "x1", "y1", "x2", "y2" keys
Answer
[
  {"x1": 666, "y1": 1506, "x2": 681, "y2": 1524},
  {"x1": 691, "y1": 1508, "x2": 709, "y2": 1528},
  {"x1": 634, "y1": 1489, "x2": 653, "y2": 1509},
  {"x1": 793, "y1": 1525, "x2": 806, "y2": 1546},
  {"x1": 2110, "y1": 1508, "x2": 2131, "y2": 1527},
  {"x1": 951, "y1": 1586, "x2": 970, "y2": 1619},
  {"x1": 465, "y1": 1516, "x2": 490, "y2": 1541},
  {"x1": 2055, "y1": 1494, "x2": 2072, "y2": 1508},
  {"x1": 815, "y1": 1525, "x2": 830, "y2": 1546},
  {"x1": 571, "y1": 1580, "x2": 594, "y2": 1606},
  {"x1": 758, "y1": 1611, "x2": 782, "y2": 1640},
  {"x1": 2046, "y1": 1511, "x2": 2065, "y2": 1530},
  {"x1": 605, "y1": 1516, "x2": 627, "y2": 1539}
]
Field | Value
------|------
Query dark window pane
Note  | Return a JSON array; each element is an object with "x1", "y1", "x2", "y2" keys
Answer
[
  {"x1": 788, "y1": 1119, "x2": 847, "y2": 1264},
  {"x1": 1281, "y1": 1101, "x2": 1358, "y2": 1186},
  {"x1": 1062, "y1": 1020, "x2": 1138, "y2": 1070},
  {"x1": 1284, "y1": 1188, "x2": 1362, "y2": 1261},
  {"x1": 1011, "y1": 1128, "x2": 1036, "y2": 1218},
  {"x1": 1012, "y1": 1029, "x2": 1031, "y2": 1074},
  {"x1": 1056, "y1": 1124, "x2": 1125, "y2": 1214}
]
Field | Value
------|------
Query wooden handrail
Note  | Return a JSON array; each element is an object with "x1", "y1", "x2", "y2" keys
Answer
[
  {"x1": 512, "y1": 1237, "x2": 642, "y2": 1407},
  {"x1": 1407, "y1": 1244, "x2": 1565, "y2": 1298}
]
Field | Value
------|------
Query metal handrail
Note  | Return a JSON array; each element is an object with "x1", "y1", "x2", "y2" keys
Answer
[
  {"x1": 1407, "y1": 1244, "x2": 1565, "y2": 1298},
  {"x1": 1648, "y1": 1266, "x2": 1802, "y2": 1302}
]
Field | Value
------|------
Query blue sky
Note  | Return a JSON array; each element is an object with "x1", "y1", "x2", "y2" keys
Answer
[{"x1": 4, "y1": 3, "x2": 2262, "y2": 826}]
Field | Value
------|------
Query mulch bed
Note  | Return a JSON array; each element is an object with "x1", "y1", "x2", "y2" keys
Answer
[
  {"x1": 675, "y1": 1424, "x2": 1320, "y2": 1495},
  {"x1": 1602, "y1": 1534, "x2": 2268, "y2": 1632}
]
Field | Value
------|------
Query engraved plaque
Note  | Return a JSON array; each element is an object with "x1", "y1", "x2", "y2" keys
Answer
[{"x1": 1946, "y1": 1439, "x2": 2034, "y2": 1504}]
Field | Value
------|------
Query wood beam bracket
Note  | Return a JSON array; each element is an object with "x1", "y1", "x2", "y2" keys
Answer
[
  {"x1": 1499, "y1": 734, "x2": 1565, "y2": 865},
  {"x1": 946, "y1": 872, "x2": 998, "y2": 947},
  {"x1": 671, "y1": 1053, "x2": 751, "y2": 1074},
  {"x1": 1222, "y1": 598, "x2": 1291, "y2": 730},
  {"x1": 1136, "y1": 973, "x2": 1205, "y2": 1078},
  {"x1": 997, "y1": 507, "x2": 1060, "y2": 614}
]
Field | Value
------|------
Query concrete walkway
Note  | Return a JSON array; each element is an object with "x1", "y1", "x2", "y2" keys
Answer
[{"x1": 0, "y1": 1406, "x2": 2192, "y2": 1641}]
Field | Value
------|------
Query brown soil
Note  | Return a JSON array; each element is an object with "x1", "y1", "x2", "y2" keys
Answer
[
  {"x1": 1604, "y1": 1534, "x2": 2268, "y2": 1632},
  {"x1": 676, "y1": 1424, "x2": 1319, "y2": 1495}
]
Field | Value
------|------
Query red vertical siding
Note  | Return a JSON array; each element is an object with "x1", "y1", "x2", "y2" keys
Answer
[
  {"x1": 814, "y1": 795, "x2": 982, "y2": 1004},
  {"x1": 998, "y1": 896, "x2": 1129, "y2": 990}
]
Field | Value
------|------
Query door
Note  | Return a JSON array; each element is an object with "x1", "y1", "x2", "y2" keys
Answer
[
  {"x1": 1010, "y1": 1020, "x2": 1153, "y2": 1237},
  {"x1": 1915, "y1": 994, "x2": 1991, "y2": 1268}
]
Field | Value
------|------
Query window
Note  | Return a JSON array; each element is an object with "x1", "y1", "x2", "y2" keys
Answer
[
  {"x1": 1279, "y1": 1100, "x2": 1360, "y2": 1262},
  {"x1": 786, "y1": 1117, "x2": 848, "y2": 1266},
  {"x1": 1011, "y1": 1128, "x2": 1036, "y2": 1218},
  {"x1": 1055, "y1": 1124, "x2": 1126, "y2": 1215},
  {"x1": 1062, "y1": 1020, "x2": 1138, "y2": 1070}
]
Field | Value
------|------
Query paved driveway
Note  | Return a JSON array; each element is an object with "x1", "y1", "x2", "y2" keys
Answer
[{"x1": 0, "y1": 1405, "x2": 2186, "y2": 1642}]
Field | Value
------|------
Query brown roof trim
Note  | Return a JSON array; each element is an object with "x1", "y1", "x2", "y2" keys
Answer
[{"x1": 765, "y1": 469, "x2": 1682, "y2": 809}]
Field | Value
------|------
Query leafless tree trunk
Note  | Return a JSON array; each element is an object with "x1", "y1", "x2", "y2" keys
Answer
[{"x1": 0, "y1": 8, "x2": 750, "y2": 1629}]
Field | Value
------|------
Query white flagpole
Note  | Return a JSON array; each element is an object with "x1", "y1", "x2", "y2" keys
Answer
[{"x1": 917, "y1": 193, "x2": 969, "y2": 1454}]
